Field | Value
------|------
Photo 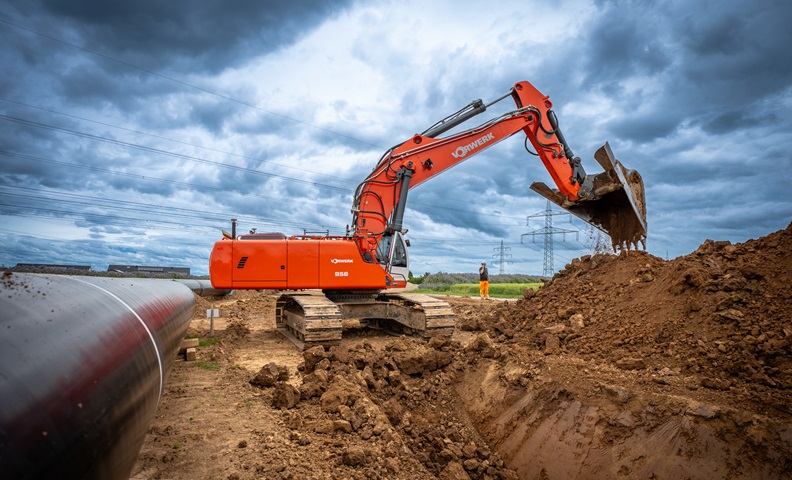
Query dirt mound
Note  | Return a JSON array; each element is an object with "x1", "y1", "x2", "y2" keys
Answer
[
  {"x1": 271, "y1": 337, "x2": 518, "y2": 479},
  {"x1": 132, "y1": 224, "x2": 792, "y2": 480},
  {"x1": 484, "y1": 222, "x2": 792, "y2": 415},
  {"x1": 454, "y1": 223, "x2": 792, "y2": 478}
]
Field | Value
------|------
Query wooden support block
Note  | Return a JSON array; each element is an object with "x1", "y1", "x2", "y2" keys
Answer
[
  {"x1": 185, "y1": 347, "x2": 197, "y2": 361},
  {"x1": 180, "y1": 337, "x2": 199, "y2": 352}
]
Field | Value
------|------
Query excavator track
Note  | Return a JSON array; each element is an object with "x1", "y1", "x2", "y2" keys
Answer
[
  {"x1": 275, "y1": 290, "x2": 455, "y2": 349},
  {"x1": 276, "y1": 293, "x2": 343, "y2": 349},
  {"x1": 375, "y1": 292, "x2": 455, "y2": 338}
]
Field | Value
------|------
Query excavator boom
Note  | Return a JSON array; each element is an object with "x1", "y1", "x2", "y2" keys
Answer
[{"x1": 350, "y1": 81, "x2": 647, "y2": 257}]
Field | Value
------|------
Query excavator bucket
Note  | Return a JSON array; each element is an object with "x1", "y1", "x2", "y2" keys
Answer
[{"x1": 530, "y1": 142, "x2": 647, "y2": 250}]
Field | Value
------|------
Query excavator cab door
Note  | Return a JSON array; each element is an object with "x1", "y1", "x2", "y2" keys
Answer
[{"x1": 386, "y1": 232, "x2": 410, "y2": 283}]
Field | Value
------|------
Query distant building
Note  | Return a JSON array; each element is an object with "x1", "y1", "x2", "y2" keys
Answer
[
  {"x1": 107, "y1": 265, "x2": 191, "y2": 275},
  {"x1": 14, "y1": 263, "x2": 91, "y2": 271}
]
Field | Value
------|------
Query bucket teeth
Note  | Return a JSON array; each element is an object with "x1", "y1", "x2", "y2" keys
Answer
[{"x1": 530, "y1": 142, "x2": 647, "y2": 251}]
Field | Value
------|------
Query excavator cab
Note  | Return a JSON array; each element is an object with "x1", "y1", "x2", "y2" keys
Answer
[
  {"x1": 377, "y1": 232, "x2": 410, "y2": 284},
  {"x1": 530, "y1": 142, "x2": 647, "y2": 250}
]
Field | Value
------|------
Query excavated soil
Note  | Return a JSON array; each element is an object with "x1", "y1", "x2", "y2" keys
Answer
[{"x1": 131, "y1": 223, "x2": 792, "y2": 479}]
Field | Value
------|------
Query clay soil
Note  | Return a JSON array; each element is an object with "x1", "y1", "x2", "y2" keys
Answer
[{"x1": 131, "y1": 223, "x2": 792, "y2": 480}]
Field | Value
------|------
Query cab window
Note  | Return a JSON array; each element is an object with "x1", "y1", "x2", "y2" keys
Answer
[
  {"x1": 391, "y1": 235, "x2": 407, "y2": 267},
  {"x1": 377, "y1": 235, "x2": 392, "y2": 264}
]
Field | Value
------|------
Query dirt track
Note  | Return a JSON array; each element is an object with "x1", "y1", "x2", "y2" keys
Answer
[{"x1": 131, "y1": 223, "x2": 792, "y2": 479}]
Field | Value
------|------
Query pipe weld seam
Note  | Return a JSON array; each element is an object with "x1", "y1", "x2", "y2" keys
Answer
[{"x1": 72, "y1": 278, "x2": 164, "y2": 403}]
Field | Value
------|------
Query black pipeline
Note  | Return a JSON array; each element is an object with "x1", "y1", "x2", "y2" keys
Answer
[
  {"x1": 173, "y1": 278, "x2": 232, "y2": 297},
  {"x1": 0, "y1": 273, "x2": 195, "y2": 479}
]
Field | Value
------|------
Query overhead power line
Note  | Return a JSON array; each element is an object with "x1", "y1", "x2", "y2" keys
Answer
[
  {"x1": 0, "y1": 114, "x2": 352, "y2": 193},
  {"x1": 0, "y1": 145, "x2": 522, "y2": 227},
  {"x1": 0, "y1": 185, "x2": 334, "y2": 232},
  {"x1": 0, "y1": 150, "x2": 345, "y2": 210},
  {"x1": 0, "y1": 96, "x2": 359, "y2": 184}
]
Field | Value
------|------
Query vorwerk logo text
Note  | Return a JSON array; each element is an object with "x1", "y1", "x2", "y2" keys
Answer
[
  {"x1": 451, "y1": 132, "x2": 495, "y2": 159},
  {"x1": 331, "y1": 258, "x2": 354, "y2": 264}
]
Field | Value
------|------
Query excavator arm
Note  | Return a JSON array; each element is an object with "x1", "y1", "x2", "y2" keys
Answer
[{"x1": 350, "y1": 81, "x2": 646, "y2": 261}]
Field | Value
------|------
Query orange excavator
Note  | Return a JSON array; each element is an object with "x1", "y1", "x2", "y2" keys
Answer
[{"x1": 210, "y1": 81, "x2": 646, "y2": 347}]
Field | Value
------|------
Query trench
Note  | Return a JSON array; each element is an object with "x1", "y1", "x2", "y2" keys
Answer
[{"x1": 455, "y1": 358, "x2": 792, "y2": 480}]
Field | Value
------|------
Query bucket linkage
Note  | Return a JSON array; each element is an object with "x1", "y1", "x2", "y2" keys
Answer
[{"x1": 530, "y1": 142, "x2": 647, "y2": 251}]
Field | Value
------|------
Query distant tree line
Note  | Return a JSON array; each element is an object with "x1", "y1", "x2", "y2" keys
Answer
[{"x1": 410, "y1": 271, "x2": 541, "y2": 287}]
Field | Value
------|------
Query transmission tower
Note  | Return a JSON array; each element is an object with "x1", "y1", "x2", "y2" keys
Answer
[
  {"x1": 521, "y1": 201, "x2": 578, "y2": 277},
  {"x1": 492, "y1": 240, "x2": 513, "y2": 274}
]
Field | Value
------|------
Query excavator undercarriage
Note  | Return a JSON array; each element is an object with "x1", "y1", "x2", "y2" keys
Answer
[{"x1": 275, "y1": 291, "x2": 455, "y2": 349}]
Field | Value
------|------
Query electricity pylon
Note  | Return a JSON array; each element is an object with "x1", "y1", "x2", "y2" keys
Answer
[
  {"x1": 492, "y1": 240, "x2": 513, "y2": 275},
  {"x1": 521, "y1": 201, "x2": 578, "y2": 277}
]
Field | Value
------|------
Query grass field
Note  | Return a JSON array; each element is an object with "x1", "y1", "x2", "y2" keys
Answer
[{"x1": 418, "y1": 282, "x2": 542, "y2": 299}]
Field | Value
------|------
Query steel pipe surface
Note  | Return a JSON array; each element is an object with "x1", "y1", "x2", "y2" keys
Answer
[
  {"x1": 0, "y1": 273, "x2": 195, "y2": 479},
  {"x1": 172, "y1": 278, "x2": 231, "y2": 297}
]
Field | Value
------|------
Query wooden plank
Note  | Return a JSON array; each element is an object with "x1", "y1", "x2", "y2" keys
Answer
[{"x1": 179, "y1": 337, "x2": 199, "y2": 353}]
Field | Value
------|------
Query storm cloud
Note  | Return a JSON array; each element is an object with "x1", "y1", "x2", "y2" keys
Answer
[{"x1": 1, "y1": 0, "x2": 790, "y2": 275}]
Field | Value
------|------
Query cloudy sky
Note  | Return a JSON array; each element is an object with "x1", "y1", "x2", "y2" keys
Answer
[{"x1": 1, "y1": 0, "x2": 791, "y2": 277}]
